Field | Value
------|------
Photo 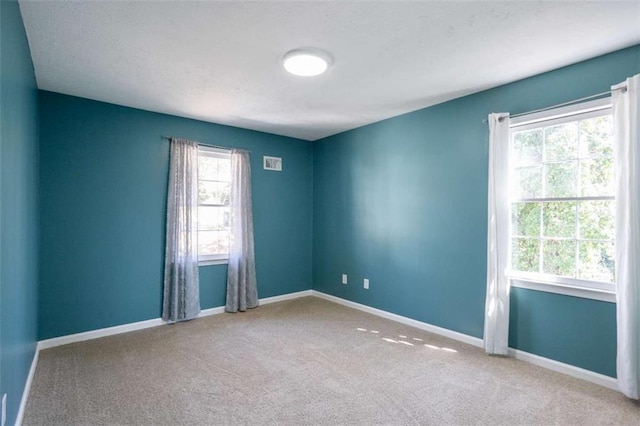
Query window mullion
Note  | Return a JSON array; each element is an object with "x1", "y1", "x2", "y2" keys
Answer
[
  {"x1": 515, "y1": 195, "x2": 614, "y2": 203},
  {"x1": 574, "y1": 125, "x2": 581, "y2": 280},
  {"x1": 538, "y1": 201, "x2": 543, "y2": 274},
  {"x1": 575, "y1": 199, "x2": 580, "y2": 279},
  {"x1": 539, "y1": 128, "x2": 546, "y2": 275}
]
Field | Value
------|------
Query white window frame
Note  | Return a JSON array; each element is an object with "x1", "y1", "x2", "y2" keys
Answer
[
  {"x1": 197, "y1": 146, "x2": 231, "y2": 265},
  {"x1": 508, "y1": 97, "x2": 616, "y2": 303}
]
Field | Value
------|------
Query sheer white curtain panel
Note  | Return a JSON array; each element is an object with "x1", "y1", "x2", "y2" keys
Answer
[
  {"x1": 226, "y1": 149, "x2": 258, "y2": 313},
  {"x1": 613, "y1": 74, "x2": 640, "y2": 399},
  {"x1": 484, "y1": 113, "x2": 511, "y2": 355},
  {"x1": 162, "y1": 138, "x2": 201, "y2": 322}
]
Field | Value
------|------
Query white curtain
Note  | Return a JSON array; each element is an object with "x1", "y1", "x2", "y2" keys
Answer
[
  {"x1": 226, "y1": 149, "x2": 258, "y2": 312},
  {"x1": 484, "y1": 113, "x2": 511, "y2": 355},
  {"x1": 613, "y1": 74, "x2": 640, "y2": 399},
  {"x1": 162, "y1": 138, "x2": 201, "y2": 322}
]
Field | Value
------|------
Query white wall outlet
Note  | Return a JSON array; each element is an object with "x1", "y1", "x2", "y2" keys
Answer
[
  {"x1": 364, "y1": 278, "x2": 369, "y2": 289},
  {"x1": 342, "y1": 274, "x2": 348, "y2": 285},
  {"x1": 2, "y1": 393, "x2": 6, "y2": 426}
]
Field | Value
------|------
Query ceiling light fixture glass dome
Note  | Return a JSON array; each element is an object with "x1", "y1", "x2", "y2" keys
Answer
[{"x1": 282, "y1": 49, "x2": 332, "y2": 77}]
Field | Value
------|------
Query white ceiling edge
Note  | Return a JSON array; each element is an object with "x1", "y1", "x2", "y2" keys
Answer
[{"x1": 19, "y1": 1, "x2": 640, "y2": 141}]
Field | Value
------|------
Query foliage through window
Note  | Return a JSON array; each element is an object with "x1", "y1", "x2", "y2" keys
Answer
[
  {"x1": 509, "y1": 102, "x2": 615, "y2": 290},
  {"x1": 198, "y1": 147, "x2": 231, "y2": 262}
]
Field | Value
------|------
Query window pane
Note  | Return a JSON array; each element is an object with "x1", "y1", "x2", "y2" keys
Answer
[
  {"x1": 217, "y1": 231, "x2": 230, "y2": 254},
  {"x1": 217, "y1": 158, "x2": 231, "y2": 182},
  {"x1": 578, "y1": 241, "x2": 614, "y2": 283},
  {"x1": 542, "y1": 239, "x2": 575, "y2": 277},
  {"x1": 544, "y1": 122, "x2": 578, "y2": 161},
  {"x1": 199, "y1": 181, "x2": 230, "y2": 205},
  {"x1": 198, "y1": 206, "x2": 230, "y2": 231},
  {"x1": 580, "y1": 158, "x2": 613, "y2": 196},
  {"x1": 198, "y1": 231, "x2": 219, "y2": 256},
  {"x1": 542, "y1": 201, "x2": 576, "y2": 238},
  {"x1": 512, "y1": 238, "x2": 539, "y2": 273},
  {"x1": 198, "y1": 156, "x2": 220, "y2": 181},
  {"x1": 512, "y1": 202, "x2": 540, "y2": 236},
  {"x1": 578, "y1": 200, "x2": 615, "y2": 240},
  {"x1": 198, "y1": 230, "x2": 230, "y2": 256},
  {"x1": 579, "y1": 115, "x2": 613, "y2": 158},
  {"x1": 544, "y1": 161, "x2": 577, "y2": 197},
  {"x1": 513, "y1": 166, "x2": 542, "y2": 199},
  {"x1": 199, "y1": 206, "x2": 219, "y2": 231},
  {"x1": 512, "y1": 129, "x2": 542, "y2": 166}
]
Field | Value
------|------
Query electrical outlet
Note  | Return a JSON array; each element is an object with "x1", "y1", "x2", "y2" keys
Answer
[
  {"x1": 364, "y1": 278, "x2": 369, "y2": 289},
  {"x1": 2, "y1": 393, "x2": 6, "y2": 426},
  {"x1": 342, "y1": 274, "x2": 348, "y2": 285}
]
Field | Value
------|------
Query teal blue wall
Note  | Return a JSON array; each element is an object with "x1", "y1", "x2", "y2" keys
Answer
[
  {"x1": 509, "y1": 287, "x2": 617, "y2": 375},
  {"x1": 0, "y1": 1, "x2": 40, "y2": 424},
  {"x1": 38, "y1": 92, "x2": 313, "y2": 340},
  {"x1": 313, "y1": 45, "x2": 640, "y2": 377}
]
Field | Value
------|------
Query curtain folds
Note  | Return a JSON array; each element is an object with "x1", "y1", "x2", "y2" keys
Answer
[
  {"x1": 226, "y1": 149, "x2": 258, "y2": 313},
  {"x1": 484, "y1": 113, "x2": 511, "y2": 355},
  {"x1": 613, "y1": 74, "x2": 640, "y2": 399},
  {"x1": 162, "y1": 138, "x2": 201, "y2": 322}
]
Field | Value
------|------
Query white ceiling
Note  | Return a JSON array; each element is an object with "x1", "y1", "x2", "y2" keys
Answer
[{"x1": 19, "y1": 1, "x2": 640, "y2": 141}]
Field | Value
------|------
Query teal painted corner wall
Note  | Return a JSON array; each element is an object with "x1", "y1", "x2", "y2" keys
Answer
[
  {"x1": 312, "y1": 45, "x2": 640, "y2": 377},
  {"x1": 0, "y1": 1, "x2": 40, "y2": 424},
  {"x1": 38, "y1": 92, "x2": 313, "y2": 340}
]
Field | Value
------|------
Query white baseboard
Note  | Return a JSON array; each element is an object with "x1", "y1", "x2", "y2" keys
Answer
[
  {"x1": 38, "y1": 289, "x2": 313, "y2": 351},
  {"x1": 311, "y1": 290, "x2": 484, "y2": 348},
  {"x1": 15, "y1": 347, "x2": 39, "y2": 426},
  {"x1": 198, "y1": 306, "x2": 226, "y2": 317},
  {"x1": 257, "y1": 289, "x2": 313, "y2": 305},
  {"x1": 311, "y1": 290, "x2": 618, "y2": 391},
  {"x1": 508, "y1": 348, "x2": 617, "y2": 390},
  {"x1": 37, "y1": 317, "x2": 167, "y2": 351}
]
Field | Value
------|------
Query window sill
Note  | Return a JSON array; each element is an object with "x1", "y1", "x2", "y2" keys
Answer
[
  {"x1": 199, "y1": 259, "x2": 228, "y2": 266},
  {"x1": 510, "y1": 278, "x2": 616, "y2": 303}
]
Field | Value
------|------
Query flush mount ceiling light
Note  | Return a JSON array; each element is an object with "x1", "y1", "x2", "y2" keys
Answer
[{"x1": 282, "y1": 49, "x2": 332, "y2": 77}]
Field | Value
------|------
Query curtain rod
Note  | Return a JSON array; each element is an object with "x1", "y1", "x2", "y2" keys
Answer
[
  {"x1": 484, "y1": 84, "x2": 628, "y2": 123},
  {"x1": 161, "y1": 136, "x2": 249, "y2": 152}
]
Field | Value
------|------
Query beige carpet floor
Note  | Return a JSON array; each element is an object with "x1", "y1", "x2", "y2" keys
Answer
[{"x1": 24, "y1": 296, "x2": 639, "y2": 425}]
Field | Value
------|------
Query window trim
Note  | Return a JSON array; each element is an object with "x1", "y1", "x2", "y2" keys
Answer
[
  {"x1": 511, "y1": 278, "x2": 616, "y2": 303},
  {"x1": 199, "y1": 256, "x2": 229, "y2": 266},
  {"x1": 197, "y1": 145, "x2": 231, "y2": 265},
  {"x1": 508, "y1": 97, "x2": 616, "y2": 302}
]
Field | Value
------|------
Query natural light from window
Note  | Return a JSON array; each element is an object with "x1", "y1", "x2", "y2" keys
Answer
[
  {"x1": 509, "y1": 102, "x2": 615, "y2": 293},
  {"x1": 197, "y1": 147, "x2": 231, "y2": 263}
]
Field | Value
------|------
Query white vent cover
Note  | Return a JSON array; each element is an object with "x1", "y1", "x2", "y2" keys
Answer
[{"x1": 263, "y1": 156, "x2": 282, "y2": 171}]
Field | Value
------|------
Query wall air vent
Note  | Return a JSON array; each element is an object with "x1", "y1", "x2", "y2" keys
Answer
[{"x1": 263, "y1": 156, "x2": 282, "y2": 171}]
